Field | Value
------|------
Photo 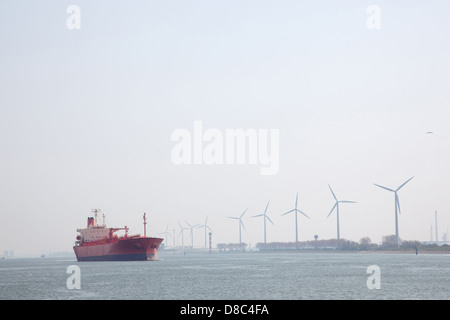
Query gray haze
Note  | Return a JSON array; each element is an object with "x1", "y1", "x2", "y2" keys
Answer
[{"x1": 1, "y1": 1, "x2": 449, "y2": 255}]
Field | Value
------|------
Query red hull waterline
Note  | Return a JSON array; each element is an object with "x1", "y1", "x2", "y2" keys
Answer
[{"x1": 73, "y1": 237, "x2": 163, "y2": 262}]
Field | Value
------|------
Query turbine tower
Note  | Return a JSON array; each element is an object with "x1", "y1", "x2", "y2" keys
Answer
[
  {"x1": 327, "y1": 185, "x2": 356, "y2": 240},
  {"x1": 200, "y1": 215, "x2": 213, "y2": 248},
  {"x1": 252, "y1": 201, "x2": 274, "y2": 244},
  {"x1": 435, "y1": 210, "x2": 438, "y2": 242},
  {"x1": 159, "y1": 225, "x2": 172, "y2": 248},
  {"x1": 228, "y1": 209, "x2": 247, "y2": 249},
  {"x1": 373, "y1": 176, "x2": 413, "y2": 246},
  {"x1": 281, "y1": 193, "x2": 310, "y2": 248},
  {"x1": 178, "y1": 222, "x2": 189, "y2": 247},
  {"x1": 185, "y1": 220, "x2": 201, "y2": 248}
]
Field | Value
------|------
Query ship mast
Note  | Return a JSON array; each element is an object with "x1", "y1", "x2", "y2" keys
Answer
[
  {"x1": 92, "y1": 209, "x2": 100, "y2": 226},
  {"x1": 143, "y1": 212, "x2": 147, "y2": 238}
]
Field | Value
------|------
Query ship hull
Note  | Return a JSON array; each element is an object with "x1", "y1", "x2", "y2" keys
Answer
[{"x1": 73, "y1": 237, "x2": 163, "y2": 262}]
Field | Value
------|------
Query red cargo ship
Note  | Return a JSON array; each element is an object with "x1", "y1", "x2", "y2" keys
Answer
[{"x1": 73, "y1": 210, "x2": 163, "y2": 261}]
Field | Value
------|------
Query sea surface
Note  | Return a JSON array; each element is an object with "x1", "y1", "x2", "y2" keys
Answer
[{"x1": 0, "y1": 251, "x2": 448, "y2": 300}]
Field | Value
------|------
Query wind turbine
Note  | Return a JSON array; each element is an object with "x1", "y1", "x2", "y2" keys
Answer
[
  {"x1": 200, "y1": 215, "x2": 213, "y2": 248},
  {"x1": 435, "y1": 210, "x2": 438, "y2": 242},
  {"x1": 373, "y1": 176, "x2": 413, "y2": 246},
  {"x1": 185, "y1": 220, "x2": 201, "y2": 248},
  {"x1": 178, "y1": 222, "x2": 189, "y2": 247},
  {"x1": 252, "y1": 201, "x2": 274, "y2": 244},
  {"x1": 327, "y1": 185, "x2": 357, "y2": 240},
  {"x1": 172, "y1": 228, "x2": 176, "y2": 247},
  {"x1": 159, "y1": 225, "x2": 172, "y2": 248},
  {"x1": 281, "y1": 193, "x2": 310, "y2": 248},
  {"x1": 228, "y1": 209, "x2": 247, "y2": 249}
]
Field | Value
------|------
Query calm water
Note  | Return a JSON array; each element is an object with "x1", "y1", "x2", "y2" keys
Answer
[{"x1": 0, "y1": 251, "x2": 449, "y2": 300}]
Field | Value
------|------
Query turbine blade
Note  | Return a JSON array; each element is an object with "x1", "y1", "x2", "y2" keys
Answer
[
  {"x1": 295, "y1": 193, "x2": 298, "y2": 209},
  {"x1": 240, "y1": 220, "x2": 245, "y2": 231},
  {"x1": 374, "y1": 183, "x2": 395, "y2": 192},
  {"x1": 264, "y1": 201, "x2": 270, "y2": 214},
  {"x1": 328, "y1": 185, "x2": 338, "y2": 201},
  {"x1": 267, "y1": 215, "x2": 274, "y2": 225},
  {"x1": 339, "y1": 200, "x2": 357, "y2": 204},
  {"x1": 240, "y1": 208, "x2": 248, "y2": 218},
  {"x1": 185, "y1": 220, "x2": 192, "y2": 227},
  {"x1": 396, "y1": 193, "x2": 401, "y2": 215},
  {"x1": 282, "y1": 209, "x2": 295, "y2": 216},
  {"x1": 396, "y1": 176, "x2": 414, "y2": 192},
  {"x1": 299, "y1": 210, "x2": 310, "y2": 219},
  {"x1": 228, "y1": 216, "x2": 239, "y2": 220},
  {"x1": 252, "y1": 214, "x2": 264, "y2": 218},
  {"x1": 327, "y1": 202, "x2": 337, "y2": 218}
]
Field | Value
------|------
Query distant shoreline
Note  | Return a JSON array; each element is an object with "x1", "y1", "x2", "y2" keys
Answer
[
  {"x1": 247, "y1": 248, "x2": 450, "y2": 254},
  {"x1": 362, "y1": 249, "x2": 449, "y2": 255},
  {"x1": 219, "y1": 237, "x2": 450, "y2": 254}
]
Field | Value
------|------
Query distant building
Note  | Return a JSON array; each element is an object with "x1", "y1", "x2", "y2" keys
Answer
[
  {"x1": 422, "y1": 241, "x2": 450, "y2": 246},
  {"x1": 2, "y1": 250, "x2": 14, "y2": 258}
]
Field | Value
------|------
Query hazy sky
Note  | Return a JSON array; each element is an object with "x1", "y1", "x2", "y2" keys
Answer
[{"x1": 1, "y1": 1, "x2": 450, "y2": 256}]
